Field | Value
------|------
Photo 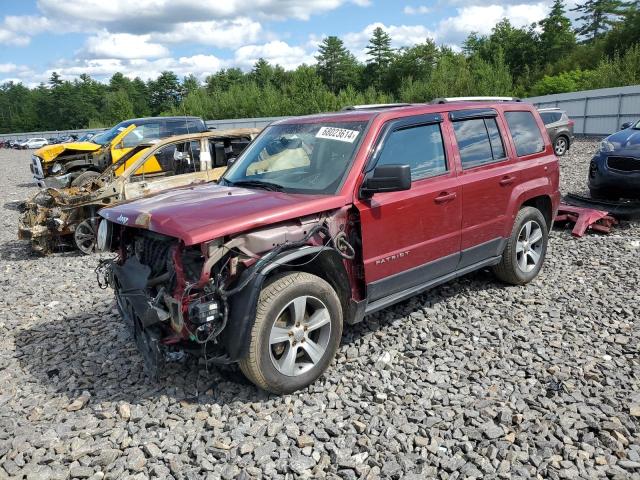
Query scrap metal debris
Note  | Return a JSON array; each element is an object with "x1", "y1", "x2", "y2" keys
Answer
[{"x1": 555, "y1": 203, "x2": 618, "y2": 237}]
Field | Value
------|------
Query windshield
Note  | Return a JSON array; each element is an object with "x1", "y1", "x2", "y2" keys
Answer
[
  {"x1": 91, "y1": 122, "x2": 130, "y2": 146},
  {"x1": 633, "y1": 120, "x2": 640, "y2": 129},
  {"x1": 222, "y1": 121, "x2": 368, "y2": 195}
]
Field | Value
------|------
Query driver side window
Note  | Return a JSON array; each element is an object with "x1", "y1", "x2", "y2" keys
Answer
[{"x1": 376, "y1": 123, "x2": 447, "y2": 181}]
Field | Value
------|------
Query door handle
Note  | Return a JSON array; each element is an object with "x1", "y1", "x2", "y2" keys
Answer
[
  {"x1": 499, "y1": 175, "x2": 516, "y2": 186},
  {"x1": 434, "y1": 191, "x2": 457, "y2": 204}
]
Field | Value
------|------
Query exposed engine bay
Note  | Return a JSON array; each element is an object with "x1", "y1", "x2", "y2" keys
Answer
[{"x1": 98, "y1": 209, "x2": 359, "y2": 378}]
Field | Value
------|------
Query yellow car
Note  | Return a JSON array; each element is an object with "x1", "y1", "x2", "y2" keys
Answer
[{"x1": 30, "y1": 116, "x2": 208, "y2": 188}]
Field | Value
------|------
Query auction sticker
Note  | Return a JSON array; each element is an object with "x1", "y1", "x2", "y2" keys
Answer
[{"x1": 316, "y1": 126, "x2": 360, "y2": 143}]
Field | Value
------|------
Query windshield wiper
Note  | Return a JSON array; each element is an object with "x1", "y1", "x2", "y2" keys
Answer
[{"x1": 226, "y1": 179, "x2": 284, "y2": 192}]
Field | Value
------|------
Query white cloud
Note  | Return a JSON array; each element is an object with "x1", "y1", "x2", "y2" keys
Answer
[
  {"x1": 83, "y1": 31, "x2": 169, "y2": 59},
  {"x1": 403, "y1": 5, "x2": 431, "y2": 15},
  {"x1": 343, "y1": 22, "x2": 436, "y2": 61},
  {"x1": 234, "y1": 40, "x2": 314, "y2": 70},
  {"x1": 35, "y1": 54, "x2": 226, "y2": 83},
  {"x1": 151, "y1": 18, "x2": 262, "y2": 49},
  {"x1": 37, "y1": 0, "x2": 368, "y2": 24},
  {"x1": 437, "y1": 3, "x2": 548, "y2": 43},
  {"x1": 0, "y1": 63, "x2": 17, "y2": 73},
  {"x1": 0, "y1": 15, "x2": 51, "y2": 46}
]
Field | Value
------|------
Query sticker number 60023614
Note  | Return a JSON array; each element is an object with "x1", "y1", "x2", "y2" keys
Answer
[{"x1": 315, "y1": 126, "x2": 360, "y2": 143}]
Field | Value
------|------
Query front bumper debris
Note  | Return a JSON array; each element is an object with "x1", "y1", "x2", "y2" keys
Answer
[{"x1": 555, "y1": 202, "x2": 617, "y2": 237}]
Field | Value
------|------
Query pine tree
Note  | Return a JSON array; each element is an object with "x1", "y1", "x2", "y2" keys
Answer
[
  {"x1": 572, "y1": 0, "x2": 626, "y2": 41},
  {"x1": 539, "y1": 0, "x2": 576, "y2": 60},
  {"x1": 365, "y1": 27, "x2": 394, "y2": 89},
  {"x1": 315, "y1": 36, "x2": 359, "y2": 92}
]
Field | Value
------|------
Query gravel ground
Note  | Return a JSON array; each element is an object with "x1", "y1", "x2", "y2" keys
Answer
[{"x1": 0, "y1": 140, "x2": 639, "y2": 480}]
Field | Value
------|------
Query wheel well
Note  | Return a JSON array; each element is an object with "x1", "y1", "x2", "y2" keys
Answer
[
  {"x1": 522, "y1": 195, "x2": 552, "y2": 229},
  {"x1": 268, "y1": 249, "x2": 351, "y2": 322}
]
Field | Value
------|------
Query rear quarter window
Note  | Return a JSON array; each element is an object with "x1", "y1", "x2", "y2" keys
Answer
[{"x1": 505, "y1": 111, "x2": 545, "y2": 157}]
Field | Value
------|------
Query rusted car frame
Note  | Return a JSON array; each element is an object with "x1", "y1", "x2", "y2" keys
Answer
[{"x1": 18, "y1": 128, "x2": 260, "y2": 254}]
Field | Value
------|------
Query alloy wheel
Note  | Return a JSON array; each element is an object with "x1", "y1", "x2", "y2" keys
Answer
[
  {"x1": 554, "y1": 137, "x2": 567, "y2": 156},
  {"x1": 269, "y1": 295, "x2": 332, "y2": 377},
  {"x1": 515, "y1": 220, "x2": 544, "y2": 273},
  {"x1": 74, "y1": 217, "x2": 99, "y2": 254}
]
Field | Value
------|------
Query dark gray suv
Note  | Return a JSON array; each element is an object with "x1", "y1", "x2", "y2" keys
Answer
[{"x1": 538, "y1": 108, "x2": 575, "y2": 157}]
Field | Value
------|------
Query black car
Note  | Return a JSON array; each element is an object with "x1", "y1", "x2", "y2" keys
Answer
[{"x1": 589, "y1": 120, "x2": 640, "y2": 199}]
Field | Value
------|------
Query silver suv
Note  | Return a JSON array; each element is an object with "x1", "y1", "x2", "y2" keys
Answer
[{"x1": 538, "y1": 108, "x2": 575, "y2": 157}]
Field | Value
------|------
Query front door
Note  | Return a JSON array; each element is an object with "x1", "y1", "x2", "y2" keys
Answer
[{"x1": 355, "y1": 115, "x2": 462, "y2": 302}]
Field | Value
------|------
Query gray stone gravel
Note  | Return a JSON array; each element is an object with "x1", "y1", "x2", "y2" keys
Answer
[{"x1": 1, "y1": 140, "x2": 639, "y2": 479}]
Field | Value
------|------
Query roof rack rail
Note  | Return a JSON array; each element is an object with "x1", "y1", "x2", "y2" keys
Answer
[
  {"x1": 341, "y1": 103, "x2": 413, "y2": 111},
  {"x1": 430, "y1": 96, "x2": 521, "y2": 104}
]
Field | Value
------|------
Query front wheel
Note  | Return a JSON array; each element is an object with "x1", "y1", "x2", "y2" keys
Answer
[
  {"x1": 240, "y1": 272, "x2": 343, "y2": 394},
  {"x1": 493, "y1": 207, "x2": 548, "y2": 285}
]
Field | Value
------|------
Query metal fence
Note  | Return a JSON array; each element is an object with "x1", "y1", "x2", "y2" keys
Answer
[{"x1": 526, "y1": 84, "x2": 640, "y2": 136}]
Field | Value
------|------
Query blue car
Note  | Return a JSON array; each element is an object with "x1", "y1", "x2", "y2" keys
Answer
[{"x1": 589, "y1": 120, "x2": 640, "y2": 199}]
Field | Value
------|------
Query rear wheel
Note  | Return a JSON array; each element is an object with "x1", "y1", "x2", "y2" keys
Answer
[
  {"x1": 554, "y1": 136, "x2": 569, "y2": 156},
  {"x1": 240, "y1": 272, "x2": 343, "y2": 394},
  {"x1": 493, "y1": 207, "x2": 548, "y2": 285},
  {"x1": 71, "y1": 170, "x2": 100, "y2": 187}
]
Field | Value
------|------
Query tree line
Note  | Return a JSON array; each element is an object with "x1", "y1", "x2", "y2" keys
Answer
[{"x1": 0, "y1": 0, "x2": 638, "y2": 134}]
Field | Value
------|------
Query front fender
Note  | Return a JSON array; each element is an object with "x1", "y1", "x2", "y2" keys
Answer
[{"x1": 220, "y1": 246, "x2": 326, "y2": 361}]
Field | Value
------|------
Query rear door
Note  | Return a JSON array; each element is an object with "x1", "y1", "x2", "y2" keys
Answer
[
  {"x1": 450, "y1": 109, "x2": 516, "y2": 268},
  {"x1": 355, "y1": 114, "x2": 462, "y2": 302}
]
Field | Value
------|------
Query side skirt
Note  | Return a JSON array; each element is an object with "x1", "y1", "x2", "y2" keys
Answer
[{"x1": 362, "y1": 256, "x2": 502, "y2": 317}]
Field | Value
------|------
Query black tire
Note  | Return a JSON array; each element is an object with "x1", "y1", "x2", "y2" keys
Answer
[
  {"x1": 239, "y1": 272, "x2": 343, "y2": 394},
  {"x1": 71, "y1": 170, "x2": 100, "y2": 187},
  {"x1": 553, "y1": 136, "x2": 569, "y2": 156},
  {"x1": 493, "y1": 206, "x2": 548, "y2": 285}
]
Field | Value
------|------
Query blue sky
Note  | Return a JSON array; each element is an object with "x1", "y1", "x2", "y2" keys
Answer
[{"x1": 0, "y1": 0, "x2": 574, "y2": 85}]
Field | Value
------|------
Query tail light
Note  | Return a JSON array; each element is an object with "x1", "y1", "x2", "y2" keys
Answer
[{"x1": 568, "y1": 119, "x2": 575, "y2": 128}]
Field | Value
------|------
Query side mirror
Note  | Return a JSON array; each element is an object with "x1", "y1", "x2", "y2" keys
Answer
[
  {"x1": 360, "y1": 164, "x2": 411, "y2": 198},
  {"x1": 621, "y1": 122, "x2": 632, "y2": 130}
]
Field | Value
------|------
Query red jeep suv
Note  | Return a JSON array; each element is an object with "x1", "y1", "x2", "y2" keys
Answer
[{"x1": 97, "y1": 98, "x2": 560, "y2": 393}]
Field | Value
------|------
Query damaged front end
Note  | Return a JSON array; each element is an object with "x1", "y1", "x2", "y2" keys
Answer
[
  {"x1": 99, "y1": 212, "x2": 354, "y2": 378},
  {"x1": 18, "y1": 186, "x2": 99, "y2": 254}
]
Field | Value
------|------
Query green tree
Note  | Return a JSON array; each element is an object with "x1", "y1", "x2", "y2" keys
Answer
[
  {"x1": 147, "y1": 71, "x2": 180, "y2": 115},
  {"x1": 315, "y1": 36, "x2": 359, "y2": 92},
  {"x1": 104, "y1": 89, "x2": 134, "y2": 124},
  {"x1": 539, "y1": 0, "x2": 577, "y2": 61},
  {"x1": 365, "y1": 27, "x2": 395, "y2": 89},
  {"x1": 572, "y1": 0, "x2": 626, "y2": 41}
]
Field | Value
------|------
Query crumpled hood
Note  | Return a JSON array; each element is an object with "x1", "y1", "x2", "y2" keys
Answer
[
  {"x1": 605, "y1": 129, "x2": 640, "y2": 154},
  {"x1": 99, "y1": 183, "x2": 346, "y2": 245},
  {"x1": 36, "y1": 142, "x2": 102, "y2": 163}
]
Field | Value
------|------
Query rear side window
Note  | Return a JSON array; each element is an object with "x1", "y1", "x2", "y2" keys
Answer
[
  {"x1": 376, "y1": 123, "x2": 447, "y2": 180},
  {"x1": 539, "y1": 112, "x2": 562, "y2": 125},
  {"x1": 453, "y1": 117, "x2": 506, "y2": 169},
  {"x1": 505, "y1": 111, "x2": 545, "y2": 157}
]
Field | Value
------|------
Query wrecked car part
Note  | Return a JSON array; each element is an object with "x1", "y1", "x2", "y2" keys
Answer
[
  {"x1": 565, "y1": 192, "x2": 640, "y2": 220},
  {"x1": 19, "y1": 128, "x2": 260, "y2": 255},
  {"x1": 555, "y1": 203, "x2": 617, "y2": 237}
]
